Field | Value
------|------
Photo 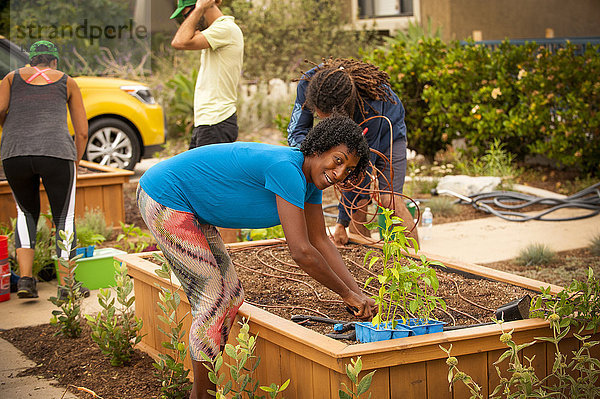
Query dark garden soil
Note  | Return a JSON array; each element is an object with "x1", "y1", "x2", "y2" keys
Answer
[
  {"x1": 230, "y1": 243, "x2": 534, "y2": 337},
  {"x1": 482, "y1": 247, "x2": 600, "y2": 288},
  {"x1": 0, "y1": 323, "x2": 161, "y2": 399}
]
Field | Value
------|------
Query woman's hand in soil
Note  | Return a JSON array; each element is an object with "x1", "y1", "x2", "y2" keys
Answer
[
  {"x1": 343, "y1": 291, "x2": 375, "y2": 321},
  {"x1": 333, "y1": 223, "x2": 349, "y2": 246}
]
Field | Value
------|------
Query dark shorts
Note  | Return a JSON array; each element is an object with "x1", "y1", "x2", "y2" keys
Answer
[{"x1": 189, "y1": 113, "x2": 238, "y2": 149}]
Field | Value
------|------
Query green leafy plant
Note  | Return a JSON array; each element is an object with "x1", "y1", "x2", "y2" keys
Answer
[
  {"x1": 364, "y1": 207, "x2": 446, "y2": 327},
  {"x1": 339, "y1": 357, "x2": 375, "y2": 399},
  {"x1": 152, "y1": 253, "x2": 193, "y2": 398},
  {"x1": 516, "y1": 243, "x2": 556, "y2": 266},
  {"x1": 85, "y1": 261, "x2": 144, "y2": 366},
  {"x1": 48, "y1": 230, "x2": 85, "y2": 338},
  {"x1": 165, "y1": 70, "x2": 198, "y2": 139},
  {"x1": 202, "y1": 317, "x2": 289, "y2": 398},
  {"x1": 457, "y1": 139, "x2": 521, "y2": 187},
  {"x1": 442, "y1": 267, "x2": 600, "y2": 398},
  {"x1": 115, "y1": 222, "x2": 151, "y2": 253},
  {"x1": 424, "y1": 197, "x2": 459, "y2": 217},
  {"x1": 76, "y1": 208, "x2": 113, "y2": 243},
  {"x1": 76, "y1": 226, "x2": 106, "y2": 248}
]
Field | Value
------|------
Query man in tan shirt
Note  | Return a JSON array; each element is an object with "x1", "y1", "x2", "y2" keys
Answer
[{"x1": 171, "y1": 0, "x2": 244, "y2": 149}]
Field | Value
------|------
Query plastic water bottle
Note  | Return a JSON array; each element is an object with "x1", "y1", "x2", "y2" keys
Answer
[{"x1": 422, "y1": 207, "x2": 433, "y2": 240}]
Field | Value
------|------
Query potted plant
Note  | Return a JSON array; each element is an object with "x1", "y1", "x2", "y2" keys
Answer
[{"x1": 356, "y1": 207, "x2": 446, "y2": 342}]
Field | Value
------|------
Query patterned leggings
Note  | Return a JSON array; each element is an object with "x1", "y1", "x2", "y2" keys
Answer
[{"x1": 137, "y1": 186, "x2": 244, "y2": 360}]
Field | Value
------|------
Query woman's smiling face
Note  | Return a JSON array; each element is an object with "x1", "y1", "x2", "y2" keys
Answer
[{"x1": 305, "y1": 144, "x2": 360, "y2": 190}]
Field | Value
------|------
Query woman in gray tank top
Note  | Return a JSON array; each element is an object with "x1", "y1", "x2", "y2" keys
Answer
[{"x1": 0, "y1": 40, "x2": 88, "y2": 299}]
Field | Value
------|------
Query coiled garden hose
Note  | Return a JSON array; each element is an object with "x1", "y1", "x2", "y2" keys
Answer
[{"x1": 434, "y1": 182, "x2": 600, "y2": 222}]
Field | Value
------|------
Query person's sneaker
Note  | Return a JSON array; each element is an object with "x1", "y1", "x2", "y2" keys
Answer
[
  {"x1": 17, "y1": 277, "x2": 39, "y2": 298},
  {"x1": 57, "y1": 284, "x2": 91, "y2": 300}
]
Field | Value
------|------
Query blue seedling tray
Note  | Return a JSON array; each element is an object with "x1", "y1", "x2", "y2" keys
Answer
[
  {"x1": 355, "y1": 321, "x2": 411, "y2": 343},
  {"x1": 75, "y1": 245, "x2": 95, "y2": 258},
  {"x1": 399, "y1": 318, "x2": 446, "y2": 336}
]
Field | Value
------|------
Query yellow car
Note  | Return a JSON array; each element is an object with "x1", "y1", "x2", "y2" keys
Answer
[{"x1": 0, "y1": 36, "x2": 165, "y2": 170}]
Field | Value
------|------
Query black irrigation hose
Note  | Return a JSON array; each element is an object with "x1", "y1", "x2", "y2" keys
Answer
[{"x1": 463, "y1": 182, "x2": 600, "y2": 222}]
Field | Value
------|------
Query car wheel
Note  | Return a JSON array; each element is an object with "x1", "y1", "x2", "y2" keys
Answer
[{"x1": 85, "y1": 118, "x2": 141, "y2": 171}]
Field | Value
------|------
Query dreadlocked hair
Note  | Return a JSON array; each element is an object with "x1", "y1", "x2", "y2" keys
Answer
[
  {"x1": 303, "y1": 58, "x2": 396, "y2": 120},
  {"x1": 300, "y1": 115, "x2": 370, "y2": 186}
]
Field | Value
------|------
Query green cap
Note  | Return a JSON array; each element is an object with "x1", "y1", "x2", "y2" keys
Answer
[
  {"x1": 170, "y1": 0, "x2": 197, "y2": 19},
  {"x1": 29, "y1": 40, "x2": 59, "y2": 61}
]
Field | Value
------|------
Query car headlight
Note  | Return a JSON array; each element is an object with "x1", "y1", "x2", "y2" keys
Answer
[{"x1": 120, "y1": 85, "x2": 156, "y2": 104}]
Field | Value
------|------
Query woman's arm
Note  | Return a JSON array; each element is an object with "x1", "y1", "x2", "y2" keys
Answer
[
  {"x1": 304, "y1": 202, "x2": 363, "y2": 295},
  {"x1": 66, "y1": 77, "x2": 88, "y2": 164},
  {"x1": 276, "y1": 196, "x2": 374, "y2": 320},
  {"x1": 0, "y1": 72, "x2": 13, "y2": 127}
]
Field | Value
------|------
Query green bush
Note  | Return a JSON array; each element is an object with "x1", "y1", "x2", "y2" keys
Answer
[{"x1": 364, "y1": 38, "x2": 600, "y2": 176}]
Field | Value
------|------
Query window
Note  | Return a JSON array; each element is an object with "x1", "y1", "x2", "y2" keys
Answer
[{"x1": 358, "y1": 0, "x2": 413, "y2": 18}]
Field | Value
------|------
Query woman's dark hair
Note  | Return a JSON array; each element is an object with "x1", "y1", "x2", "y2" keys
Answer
[
  {"x1": 303, "y1": 58, "x2": 396, "y2": 120},
  {"x1": 30, "y1": 54, "x2": 57, "y2": 67},
  {"x1": 300, "y1": 115, "x2": 370, "y2": 184}
]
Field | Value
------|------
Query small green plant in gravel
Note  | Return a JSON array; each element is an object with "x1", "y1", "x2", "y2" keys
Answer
[
  {"x1": 339, "y1": 356, "x2": 375, "y2": 399},
  {"x1": 516, "y1": 243, "x2": 556, "y2": 266},
  {"x1": 589, "y1": 233, "x2": 600, "y2": 257},
  {"x1": 48, "y1": 230, "x2": 85, "y2": 338},
  {"x1": 425, "y1": 197, "x2": 459, "y2": 217},
  {"x1": 153, "y1": 253, "x2": 193, "y2": 399},
  {"x1": 202, "y1": 318, "x2": 289, "y2": 398},
  {"x1": 116, "y1": 222, "x2": 152, "y2": 253},
  {"x1": 85, "y1": 261, "x2": 144, "y2": 366},
  {"x1": 364, "y1": 207, "x2": 446, "y2": 327}
]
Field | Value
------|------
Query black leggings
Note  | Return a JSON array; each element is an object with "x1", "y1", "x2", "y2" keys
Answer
[{"x1": 2, "y1": 156, "x2": 77, "y2": 259}]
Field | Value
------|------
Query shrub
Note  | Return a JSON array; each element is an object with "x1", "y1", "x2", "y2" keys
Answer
[
  {"x1": 516, "y1": 243, "x2": 557, "y2": 266},
  {"x1": 364, "y1": 38, "x2": 600, "y2": 176},
  {"x1": 85, "y1": 261, "x2": 143, "y2": 366},
  {"x1": 202, "y1": 318, "x2": 289, "y2": 399},
  {"x1": 76, "y1": 209, "x2": 113, "y2": 242},
  {"x1": 49, "y1": 231, "x2": 85, "y2": 338}
]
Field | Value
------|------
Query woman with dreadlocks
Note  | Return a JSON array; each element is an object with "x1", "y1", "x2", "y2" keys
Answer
[
  {"x1": 138, "y1": 115, "x2": 375, "y2": 398},
  {"x1": 287, "y1": 58, "x2": 418, "y2": 246}
]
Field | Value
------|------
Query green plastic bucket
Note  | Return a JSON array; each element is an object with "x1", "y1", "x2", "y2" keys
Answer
[{"x1": 55, "y1": 247, "x2": 127, "y2": 290}]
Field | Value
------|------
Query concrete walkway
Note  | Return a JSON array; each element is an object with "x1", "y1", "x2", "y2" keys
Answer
[{"x1": 0, "y1": 282, "x2": 102, "y2": 398}]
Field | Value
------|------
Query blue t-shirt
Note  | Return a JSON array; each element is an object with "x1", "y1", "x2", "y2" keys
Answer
[{"x1": 139, "y1": 142, "x2": 322, "y2": 228}]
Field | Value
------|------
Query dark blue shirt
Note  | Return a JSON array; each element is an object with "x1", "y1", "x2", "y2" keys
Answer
[{"x1": 287, "y1": 66, "x2": 407, "y2": 163}]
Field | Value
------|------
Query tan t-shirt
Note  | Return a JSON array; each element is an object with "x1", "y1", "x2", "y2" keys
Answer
[{"x1": 194, "y1": 16, "x2": 244, "y2": 126}]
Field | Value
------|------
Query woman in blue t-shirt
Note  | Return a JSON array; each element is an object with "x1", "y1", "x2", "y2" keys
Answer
[{"x1": 137, "y1": 115, "x2": 375, "y2": 398}]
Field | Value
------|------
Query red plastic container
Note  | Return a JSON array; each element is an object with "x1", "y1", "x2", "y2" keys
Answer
[{"x1": 0, "y1": 235, "x2": 10, "y2": 302}]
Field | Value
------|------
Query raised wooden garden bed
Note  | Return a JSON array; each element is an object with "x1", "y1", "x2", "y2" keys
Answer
[
  {"x1": 116, "y1": 239, "x2": 598, "y2": 399},
  {"x1": 0, "y1": 160, "x2": 133, "y2": 228}
]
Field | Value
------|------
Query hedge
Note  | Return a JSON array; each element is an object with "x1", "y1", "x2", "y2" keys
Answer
[{"x1": 364, "y1": 39, "x2": 600, "y2": 176}]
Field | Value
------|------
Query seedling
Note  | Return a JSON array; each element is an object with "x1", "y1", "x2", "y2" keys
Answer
[{"x1": 364, "y1": 207, "x2": 446, "y2": 328}]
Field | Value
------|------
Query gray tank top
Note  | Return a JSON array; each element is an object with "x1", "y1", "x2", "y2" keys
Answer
[{"x1": 1, "y1": 69, "x2": 77, "y2": 161}]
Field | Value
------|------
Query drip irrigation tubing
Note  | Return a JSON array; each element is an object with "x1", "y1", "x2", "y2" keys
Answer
[
  {"x1": 232, "y1": 244, "x2": 484, "y2": 326},
  {"x1": 444, "y1": 181, "x2": 600, "y2": 222}
]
